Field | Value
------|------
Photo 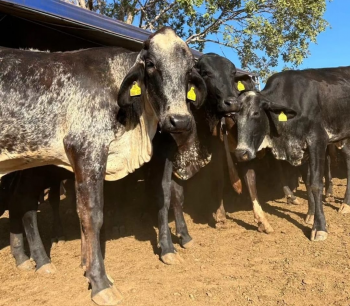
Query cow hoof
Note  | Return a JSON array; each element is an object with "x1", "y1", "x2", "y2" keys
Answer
[
  {"x1": 257, "y1": 222, "x2": 274, "y2": 234},
  {"x1": 107, "y1": 274, "x2": 114, "y2": 285},
  {"x1": 215, "y1": 221, "x2": 228, "y2": 229},
  {"x1": 213, "y1": 211, "x2": 227, "y2": 225},
  {"x1": 287, "y1": 197, "x2": 301, "y2": 205},
  {"x1": 338, "y1": 204, "x2": 350, "y2": 214},
  {"x1": 92, "y1": 287, "x2": 123, "y2": 306},
  {"x1": 310, "y1": 230, "x2": 328, "y2": 241},
  {"x1": 36, "y1": 263, "x2": 57, "y2": 274},
  {"x1": 161, "y1": 252, "x2": 184, "y2": 265},
  {"x1": 305, "y1": 215, "x2": 314, "y2": 225},
  {"x1": 17, "y1": 259, "x2": 35, "y2": 271},
  {"x1": 182, "y1": 239, "x2": 195, "y2": 249}
]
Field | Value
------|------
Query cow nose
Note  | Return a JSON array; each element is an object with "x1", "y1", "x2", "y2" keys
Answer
[
  {"x1": 221, "y1": 97, "x2": 241, "y2": 112},
  {"x1": 163, "y1": 114, "x2": 192, "y2": 133},
  {"x1": 235, "y1": 149, "x2": 251, "y2": 162},
  {"x1": 224, "y1": 99, "x2": 234, "y2": 106}
]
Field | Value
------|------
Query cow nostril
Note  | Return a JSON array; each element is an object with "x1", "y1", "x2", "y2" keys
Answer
[
  {"x1": 169, "y1": 116, "x2": 177, "y2": 127},
  {"x1": 224, "y1": 100, "x2": 233, "y2": 106},
  {"x1": 241, "y1": 152, "x2": 249, "y2": 161}
]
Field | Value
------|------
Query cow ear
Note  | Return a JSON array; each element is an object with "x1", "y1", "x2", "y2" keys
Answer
[
  {"x1": 261, "y1": 98, "x2": 297, "y2": 120},
  {"x1": 187, "y1": 68, "x2": 207, "y2": 109},
  {"x1": 117, "y1": 63, "x2": 145, "y2": 108},
  {"x1": 234, "y1": 74, "x2": 256, "y2": 92}
]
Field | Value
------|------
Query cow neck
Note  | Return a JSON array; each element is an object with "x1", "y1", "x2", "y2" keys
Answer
[{"x1": 105, "y1": 94, "x2": 157, "y2": 181}]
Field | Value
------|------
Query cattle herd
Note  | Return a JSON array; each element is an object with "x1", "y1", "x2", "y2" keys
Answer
[{"x1": 0, "y1": 26, "x2": 350, "y2": 305}]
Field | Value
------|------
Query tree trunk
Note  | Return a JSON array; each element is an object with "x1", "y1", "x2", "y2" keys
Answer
[
  {"x1": 88, "y1": 0, "x2": 93, "y2": 10},
  {"x1": 126, "y1": 11, "x2": 134, "y2": 24},
  {"x1": 78, "y1": 0, "x2": 86, "y2": 9}
]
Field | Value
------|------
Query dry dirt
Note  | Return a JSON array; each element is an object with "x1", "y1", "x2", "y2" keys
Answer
[{"x1": 0, "y1": 167, "x2": 350, "y2": 306}]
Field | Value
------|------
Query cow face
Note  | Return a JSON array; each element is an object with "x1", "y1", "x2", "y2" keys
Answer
[
  {"x1": 196, "y1": 53, "x2": 242, "y2": 116},
  {"x1": 118, "y1": 27, "x2": 206, "y2": 134},
  {"x1": 234, "y1": 91, "x2": 297, "y2": 162}
]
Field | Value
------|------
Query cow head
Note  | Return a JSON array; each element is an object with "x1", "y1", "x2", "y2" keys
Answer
[
  {"x1": 195, "y1": 53, "x2": 251, "y2": 118},
  {"x1": 117, "y1": 27, "x2": 206, "y2": 134},
  {"x1": 234, "y1": 91, "x2": 297, "y2": 162}
]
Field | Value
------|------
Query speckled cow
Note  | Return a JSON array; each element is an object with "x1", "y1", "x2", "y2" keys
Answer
[{"x1": 0, "y1": 27, "x2": 206, "y2": 305}]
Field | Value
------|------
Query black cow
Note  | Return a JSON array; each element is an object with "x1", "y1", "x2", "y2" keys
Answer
[
  {"x1": 1, "y1": 166, "x2": 74, "y2": 272},
  {"x1": 234, "y1": 66, "x2": 350, "y2": 242},
  {"x1": 148, "y1": 53, "x2": 254, "y2": 264},
  {"x1": 0, "y1": 27, "x2": 207, "y2": 305}
]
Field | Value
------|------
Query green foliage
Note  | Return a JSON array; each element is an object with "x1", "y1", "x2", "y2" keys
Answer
[{"x1": 78, "y1": 0, "x2": 331, "y2": 80}]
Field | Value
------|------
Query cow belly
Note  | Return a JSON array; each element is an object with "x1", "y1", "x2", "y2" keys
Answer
[{"x1": 0, "y1": 147, "x2": 71, "y2": 177}]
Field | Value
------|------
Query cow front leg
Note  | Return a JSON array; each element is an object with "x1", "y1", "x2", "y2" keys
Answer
[
  {"x1": 65, "y1": 142, "x2": 122, "y2": 305},
  {"x1": 324, "y1": 146, "x2": 334, "y2": 201},
  {"x1": 300, "y1": 163, "x2": 315, "y2": 225},
  {"x1": 22, "y1": 210, "x2": 56, "y2": 274},
  {"x1": 309, "y1": 142, "x2": 328, "y2": 241},
  {"x1": 339, "y1": 141, "x2": 350, "y2": 213},
  {"x1": 158, "y1": 159, "x2": 183, "y2": 265},
  {"x1": 9, "y1": 210, "x2": 34, "y2": 270},
  {"x1": 49, "y1": 182, "x2": 65, "y2": 245},
  {"x1": 242, "y1": 164, "x2": 273, "y2": 234},
  {"x1": 171, "y1": 179, "x2": 193, "y2": 249},
  {"x1": 277, "y1": 161, "x2": 300, "y2": 205},
  {"x1": 212, "y1": 164, "x2": 226, "y2": 228}
]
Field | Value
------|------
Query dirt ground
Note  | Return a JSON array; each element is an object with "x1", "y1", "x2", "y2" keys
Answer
[{"x1": 0, "y1": 161, "x2": 350, "y2": 306}]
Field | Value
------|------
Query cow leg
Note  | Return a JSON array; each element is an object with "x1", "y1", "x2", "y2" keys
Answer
[
  {"x1": 277, "y1": 161, "x2": 300, "y2": 205},
  {"x1": 212, "y1": 163, "x2": 226, "y2": 228},
  {"x1": 301, "y1": 163, "x2": 315, "y2": 225},
  {"x1": 339, "y1": 142, "x2": 350, "y2": 213},
  {"x1": 171, "y1": 179, "x2": 193, "y2": 249},
  {"x1": 65, "y1": 143, "x2": 122, "y2": 305},
  {"x1": 324, "y1": 146, "x2": 334, "y2": 201},
  {"x1": 22, "y1": 209, "x2": 56, "y2": 274},
  {"x1": 309, "y1": 142, "x2": 328, "y2": 241},
  {"x1": 49, "y1": 182, "x2": 65, "y2": 245},
  {"x1": 112, "y1": 181, "x2": 126, "y2": 237},
  {"x1": 242, "y1": 164, "x2": 273, "y2": 233},
  {"x1": 9, "y1": 209, "x2": 34, "y2": 270},
  {"x1": 158, "y1": 159, "x2": 183, "y2": 265}
]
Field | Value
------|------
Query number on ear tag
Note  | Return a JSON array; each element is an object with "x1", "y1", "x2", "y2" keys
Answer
[
  {"x1": 237, "y1": 81, "x2": 245, "y2": 91},
  {"x1": 187, "y1": 86, "x2": 196, "y2": 101},
  {"x1": 130, "y1": 82, "x2": 141, "y2": 96},
  {"x1": 278, "y1": 111, "x2": 287, "y2": 122}
]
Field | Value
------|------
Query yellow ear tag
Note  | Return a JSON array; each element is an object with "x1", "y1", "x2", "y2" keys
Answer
[
  {"x1": 237, "y1": 81, "x2": 245, "y2": 91},
  {"x1": 187, "y1": 86, "x2": 196, "y2": 101},
  {"x1": 278, "y1": 111, "x2": 287, "y2": 122},
  {"x1": 130, "y1": 82, "x2": 141, "y2": 96}
]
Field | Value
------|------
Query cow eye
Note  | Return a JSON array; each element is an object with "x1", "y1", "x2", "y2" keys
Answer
[
  {"x1": 146, "y1": 60, "x2": 155, "y2": 69},
  {"x1": 252, "y1": 111, "x2": 259, "y2": 118},
  {"x1": 201, "y1": 70, "x2": 211, "y2": 78}
]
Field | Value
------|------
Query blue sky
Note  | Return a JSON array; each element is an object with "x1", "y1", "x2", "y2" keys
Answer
[{"x1": 203, "y1": 0, "x2": 349, "y2": 73}]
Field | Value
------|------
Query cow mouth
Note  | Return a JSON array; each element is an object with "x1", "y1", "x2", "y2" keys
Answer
[{"x1": 224, "y1": 111, "x2": 238, "y2": 118}]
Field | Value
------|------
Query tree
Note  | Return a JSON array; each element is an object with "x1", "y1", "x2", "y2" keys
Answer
[{"x1": 65, "y1": 0, "x2": 330, "y2": 80}]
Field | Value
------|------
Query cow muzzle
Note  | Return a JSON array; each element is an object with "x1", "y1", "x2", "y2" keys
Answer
[
  {"x1": 162, "y1": 114, "x2": 193, "y2": 133},
  {"x1": 219, "y1": 97, "x2": 242, "y2": 115},
  {"x1": 234, "y1": 148, "x2": 255, "y2": 162}
]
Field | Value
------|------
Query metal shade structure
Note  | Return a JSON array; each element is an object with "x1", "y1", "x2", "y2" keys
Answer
[{"x1": 0, "y1": 0, "x2": 257, "y2": 79}]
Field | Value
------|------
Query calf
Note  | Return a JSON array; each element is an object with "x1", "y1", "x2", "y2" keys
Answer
[
  {"x1": 0, "y1": 27, "x2": 206, "y2": 305},
  {"x1": 234, "y1": 66, "x2": 350, "y2": 241},
  {"x1": 149, "y1": 53, "x2": 258, "y2": 264}
]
